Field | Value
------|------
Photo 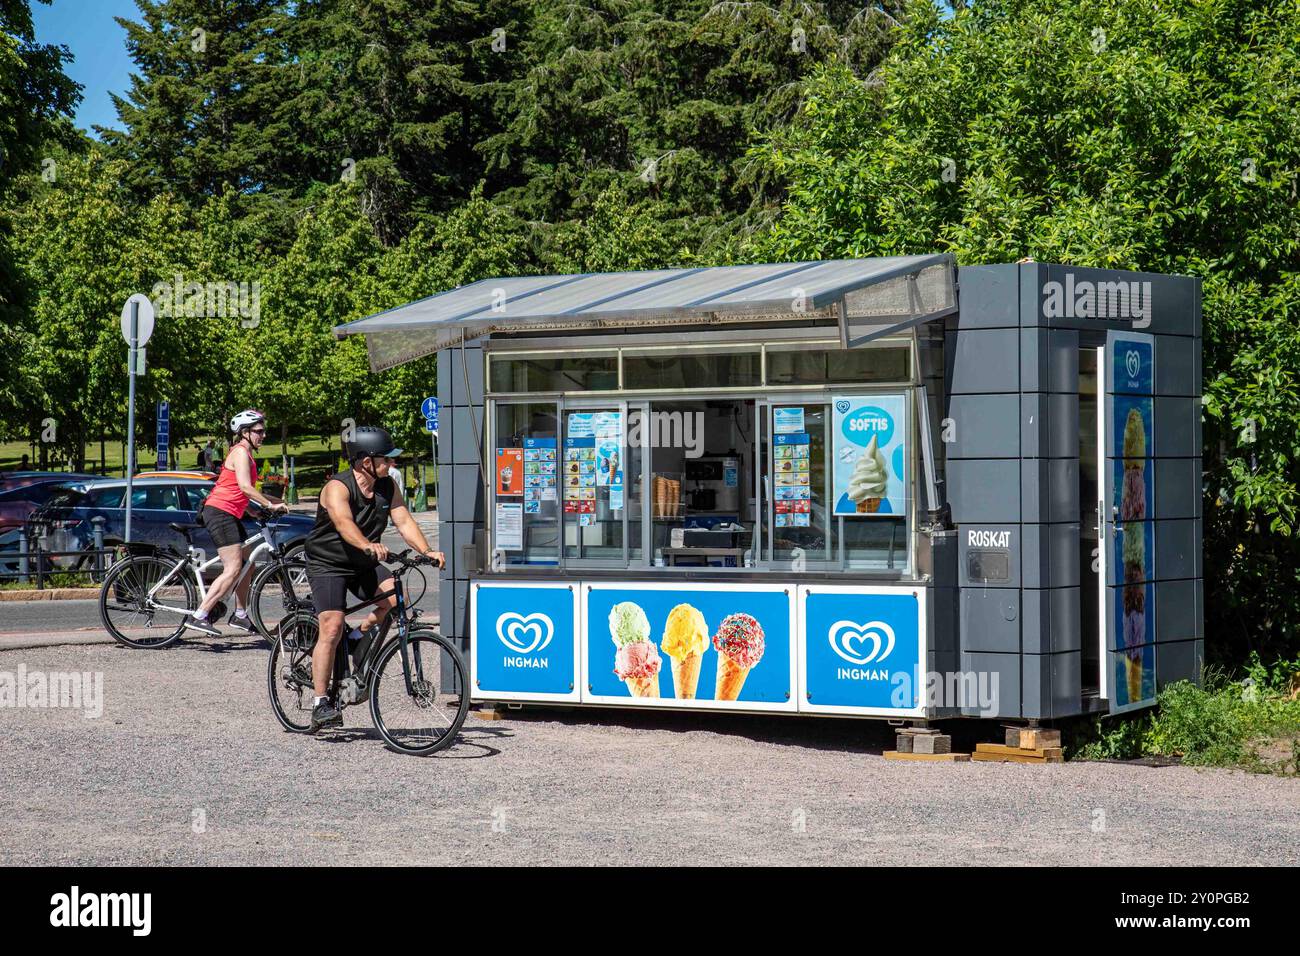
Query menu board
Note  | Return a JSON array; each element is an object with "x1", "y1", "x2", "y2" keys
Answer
[
  {"x1": 522, "y1": 438, "x2": 557, "y2": 514},
  {"x1": 773, "y1": 433, "x2": 811, "y2": 527},
  {"x1": 564, "y1": 437, "x2": 597, "y2": 526}
]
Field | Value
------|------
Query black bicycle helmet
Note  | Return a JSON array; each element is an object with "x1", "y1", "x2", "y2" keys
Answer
[{"x1": 344, "y1": 425, "x2": 402, "y2": 461}]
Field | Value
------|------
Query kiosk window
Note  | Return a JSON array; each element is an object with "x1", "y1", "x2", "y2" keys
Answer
[
  {"x1": 490, "y1": 353, "x2": 618, "y2": 393},
  {"x1": 767, "y1": 345, "x2": 909, "y2": 386},
  {"x1": 623, "y1": 348, "x2": 760, "y2": 390},
  {"x1": 762, "y1": 400, "x2": 910, "y2": 572},
  {"x1": 646, "y1": 399, "x2": 755, "y2": 568},
  {"x1": 493, "y1": 402, "x2": 559, "y2": 565},
  {"x1": 562, "y1": 407, "x2": 625, "y2": 563}
]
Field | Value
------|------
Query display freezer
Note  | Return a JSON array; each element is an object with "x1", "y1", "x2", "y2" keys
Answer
[{"x1": 336, "y1": 258, "x2": 1203, "y2": 724}]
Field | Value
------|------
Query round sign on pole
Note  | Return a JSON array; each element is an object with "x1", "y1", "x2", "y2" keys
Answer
[{"x1": 120, "y1": 293, "x2": 156, "y2": 346}]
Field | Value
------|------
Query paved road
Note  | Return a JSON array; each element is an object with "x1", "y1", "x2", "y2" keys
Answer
[
  {"x1": 0, "y1": 525, "x2": 435, "y2": 645},
  {"x1": 1, "y1": 634, "x2": 1297, "y2": 866}
]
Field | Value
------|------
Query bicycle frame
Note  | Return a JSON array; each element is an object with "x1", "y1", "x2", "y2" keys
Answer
[
  {"x1": 331, "y1": 563, "x2": 426, "y2": 698},
  {"x1": 145, "y1": 523, "x2": 280, "y2": 615}
]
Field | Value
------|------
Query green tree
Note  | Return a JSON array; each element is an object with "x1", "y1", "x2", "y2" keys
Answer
[
  {"x1": 10, "y1": 151, "x2": 204, "y2": 469},
  {"x1": 749, "y1": 0, "x2": 1300, "y2": 662},
  {"x1": 0, "y1": 0, "x2": 80, "y2": 427},
  {"x1": 105, "y1": 0, "x2": 299, "y2": 205}
]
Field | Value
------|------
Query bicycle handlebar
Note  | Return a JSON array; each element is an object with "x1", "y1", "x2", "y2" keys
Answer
[{"x1": 385, "y1": 548, "x2": 444, "y2": 570}]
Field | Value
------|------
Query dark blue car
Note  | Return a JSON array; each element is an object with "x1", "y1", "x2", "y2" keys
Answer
[{"x1": 21, "y1": 476, "x2": 315, "y2": 571}]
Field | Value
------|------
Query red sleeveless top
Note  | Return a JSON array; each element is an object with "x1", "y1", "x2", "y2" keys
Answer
[{"x1": 204, "y1": 446, "x2": 259, "y2": 518}]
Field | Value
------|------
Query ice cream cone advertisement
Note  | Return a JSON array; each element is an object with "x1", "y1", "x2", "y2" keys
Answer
[
  {"x1": 583, "y1": 583, "x2": 794, "y2": 710},
  {"x1": 660, "y1": 603, "x2": 708, "y2": 698},
  {"x1": 1108, "y1": 332, "x2": 1156, "y2": 711},
  {"x1": 831, "y1": 395, "x2": 907, "y2": 517},
  {"x1": 609, "y1": 601, "x2": 661, "y2": 698},
  {"x1": 712, "y1": 613, "x2": 765, "y2": 700}
]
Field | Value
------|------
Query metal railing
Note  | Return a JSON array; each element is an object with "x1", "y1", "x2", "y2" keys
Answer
[{"x1": 0, "y1": 516, "x2": 116, "y2": 589}]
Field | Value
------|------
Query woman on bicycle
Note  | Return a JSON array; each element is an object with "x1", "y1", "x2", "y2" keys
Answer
[{"x1": 185, "y1": 409, "x2": 287, "y2": 636}]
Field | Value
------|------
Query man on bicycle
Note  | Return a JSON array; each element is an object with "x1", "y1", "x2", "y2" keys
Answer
[{"x1": 304, "y1": 425, "x2": 444, "y2": 731}]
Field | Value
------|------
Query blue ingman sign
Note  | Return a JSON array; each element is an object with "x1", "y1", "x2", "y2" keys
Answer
[
  {"x1": 471, "y1": 582, "x2": 578, "y2": 701},
  {"x1": 799, "y1": 585, "x2": 926, "y2": 715}
]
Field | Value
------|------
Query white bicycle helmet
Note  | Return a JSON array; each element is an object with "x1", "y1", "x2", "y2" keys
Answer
[{"x1": 230, "y1": 409, "x2": 266, "y2": 433}]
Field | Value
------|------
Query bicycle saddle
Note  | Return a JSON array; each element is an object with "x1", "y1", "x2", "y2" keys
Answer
[{"x1": 169, "y1": 522, "x2": 202, "y2": 535}]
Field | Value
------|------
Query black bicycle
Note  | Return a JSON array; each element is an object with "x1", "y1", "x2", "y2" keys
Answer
[{"x1": 267, "y1": 550, "x2": 469, "y2": 756}]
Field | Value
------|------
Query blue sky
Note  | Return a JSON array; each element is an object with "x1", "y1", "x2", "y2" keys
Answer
[{"x1": 31, "y1": 0, "x2": 140, "y2": 137}]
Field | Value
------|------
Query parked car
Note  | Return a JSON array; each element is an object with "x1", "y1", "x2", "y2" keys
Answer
[
  {"x1": 0, "y1": 477, "x2": 100, "y2": 533},
  {"x1": 0, "y1": 470, "x2": 96, "y2": 494},
  {"x1": 22, "y1": 476, "x2": 314, "y2": 572}
]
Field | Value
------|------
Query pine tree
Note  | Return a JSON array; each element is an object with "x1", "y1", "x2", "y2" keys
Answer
[{"x1": 105, "y1": 0, "x2": 300, "y2": 202}]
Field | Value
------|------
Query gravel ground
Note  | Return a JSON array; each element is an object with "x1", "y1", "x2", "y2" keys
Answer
[{"x1": 1, "y1": 637, "x2": 1297, "y2": 866}]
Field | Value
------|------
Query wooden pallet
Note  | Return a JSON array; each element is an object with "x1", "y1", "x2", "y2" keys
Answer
[
  {"x1": 884, "y1": 751, "x2": 971, "y2": 763},
  {"x1": 972, "y1": 742, "x2": 1064, "y2": 764}
]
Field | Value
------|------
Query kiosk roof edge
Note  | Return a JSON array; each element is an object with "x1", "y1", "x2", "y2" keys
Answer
[{"x1": 334, "y1": 256, "x2": 958, "y2": 366}]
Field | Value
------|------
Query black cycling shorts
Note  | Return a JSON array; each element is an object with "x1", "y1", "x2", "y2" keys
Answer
[
  {"x1": 200, "y1": 505, "x2": 247, "y2": 549},
  {"x1": 308, "y1": 564, "x2": 393, "y2": 614}
]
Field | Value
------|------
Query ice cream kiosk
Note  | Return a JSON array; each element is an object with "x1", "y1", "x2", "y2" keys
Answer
[{"x1": 336, "y1": 258, "x2": 1203, "y2": 723}]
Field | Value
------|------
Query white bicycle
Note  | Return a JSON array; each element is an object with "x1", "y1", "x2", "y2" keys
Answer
[{"x1": 98, "y1": 513, "x2": 307, "y2": 649}]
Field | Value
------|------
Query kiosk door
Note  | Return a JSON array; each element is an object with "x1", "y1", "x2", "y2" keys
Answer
[{"x1": 1103, "y1": 331, "x2": 1157, "y2": 713}]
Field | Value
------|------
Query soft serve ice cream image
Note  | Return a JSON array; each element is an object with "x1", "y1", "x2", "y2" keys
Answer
[
  {"x1": 1119, "y1": 407, "x2": 1148, "y2": 703},
  {"x1": 847, "y1": 434, "x2": 889, "y2": 513},
  {"x1": 660, "y1": 603, "x2": 710, "y2": 698},
  {"x1": 609, "y1": 601, "x2": 661, "y2": 698}
]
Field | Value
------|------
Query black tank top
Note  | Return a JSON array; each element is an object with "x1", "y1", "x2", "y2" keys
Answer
[{"x1": 305, "y1": 470, "x2": 395, "y2": 575}]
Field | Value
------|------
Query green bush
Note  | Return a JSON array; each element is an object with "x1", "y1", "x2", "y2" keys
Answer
[{"x1": 1070, "y1": 656, "x2": 1300, "y2": 773}]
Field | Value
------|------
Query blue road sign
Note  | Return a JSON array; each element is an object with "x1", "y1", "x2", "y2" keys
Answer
[
  {"x1": 424, "y1": 418, "x2": 438, "y2": 434},
  {"x1": 156, "y1": 401, "x2": 170, "y2": 470},
  {"x1": 421, "y1": 396, "x2": 439, "y2": 420}
]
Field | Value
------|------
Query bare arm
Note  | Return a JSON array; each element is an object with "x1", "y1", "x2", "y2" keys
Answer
[{"x1": 389, "y1": 484, "x2": 442, "y2": 562}]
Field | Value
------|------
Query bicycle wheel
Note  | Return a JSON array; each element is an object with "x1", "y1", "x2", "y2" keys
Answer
[
  {"x1": 98, "y1": 554, "x2": 196, "y2": 649},
  {"x1": 249, "y1": 547, "x2": 310, "y2": 643},
  {"x1": 267, "y1": 612, "x2": 319, "y2": 733},
  {"x1": 368, "y1": 626, "x2": 469, "y2": 756}
]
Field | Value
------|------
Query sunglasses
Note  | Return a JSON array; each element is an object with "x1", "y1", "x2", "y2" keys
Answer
[{"x1": 249, "y1": 428, "x2": 266, "y2": 435}]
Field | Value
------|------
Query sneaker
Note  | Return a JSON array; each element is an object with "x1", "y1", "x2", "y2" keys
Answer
[
  {"x1": 183, "y1": 613, "x2": 220, "y2": 637},
  {"x1": 310, "y1": 700, "x2": 343, "y2": 733},
  {"x1": 227, "y1": 611, "x2": 258, "y2": 634}
]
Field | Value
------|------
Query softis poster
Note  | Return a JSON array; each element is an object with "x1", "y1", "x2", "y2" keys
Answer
[
  {"x1": 583, "y1": 583, "x2": 796, "y2": 711},
  {"x1": 832, "y1": 395, "x2": 907, "y2": 517},
  {"x1": 471, "y1": 582, "x2": 579, "y2": 702},
  {"x1": 1109, "y1": 332, "x2": 1156, "y2": 712},
  {"x1": 799, "y1": 585, "x2": 925, "y2": 715}
]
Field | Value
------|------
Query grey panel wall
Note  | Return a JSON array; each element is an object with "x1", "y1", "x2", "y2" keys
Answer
[
  {"x1": 1149, "y1": 314, "x2": 1202, "y2": 661},
  {"x1": 436, "y1": 341, "x2": 487, "y2": 665},
  {"x1": 949, "y1": 262, "x2": 1202, "y2": 720}
]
